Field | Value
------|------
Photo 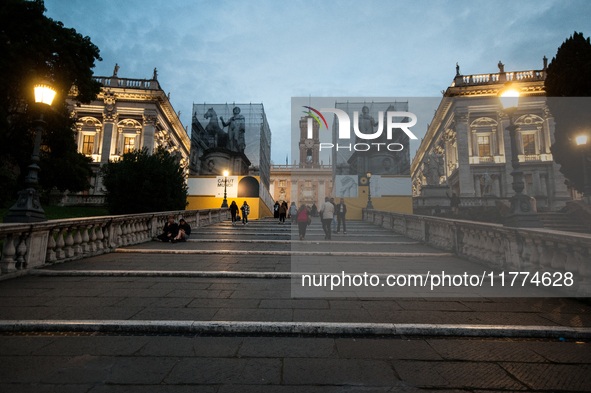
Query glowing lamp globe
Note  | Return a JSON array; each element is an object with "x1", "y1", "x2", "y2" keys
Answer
[
  {"x1": 223, "y1": 170, "x2": 229, "y2": 177},
  {"x1": 576, "y1": 135, "x2": 588, "y2": 146},
  {"x1": 34, "y1": 82, "x2": 56, "y2": 106},
  {"x1": 499, "y1": 88, "x2": 520, "y2": 112}
]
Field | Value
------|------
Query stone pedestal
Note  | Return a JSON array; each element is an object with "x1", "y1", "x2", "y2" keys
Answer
[
  {"x1": 414, "y1": 185, "x2": 451, "y2": 215},
  {"x1": 199, "y1": 148, "x2": 251, "y2": 176},
  {"x1": 420, "y1": 185, "x2": 451, "y2": 199}
]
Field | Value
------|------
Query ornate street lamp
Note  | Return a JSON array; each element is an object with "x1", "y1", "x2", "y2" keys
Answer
[
  {"x1": 221, "y1": 170, "x2": 229, "y2": 208},
  {"x1": 4, "y1": 82, "x2": 56, "y2": 223},
  {"x1": 576, "y1": 134, "x2": 591, "y2": 202},
  {"x1": 498, "y1": 83, "x2": 542, "y2": 228},
  {"x1": 366, "y1": 172, "x2": 374, "y2": 209}
]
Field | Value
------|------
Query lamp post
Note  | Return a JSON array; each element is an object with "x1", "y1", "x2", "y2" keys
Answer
[
  {"x1": 576, "y1": 134, "x2": 591, "y2": 203},
  {"x1": 498, "y1": 83, "x2": 542, "y2": 228},
  {"x1": 4, "y1": 82, "x2": 57, "y2": 223},
  {"x1": 221, "y1": 170, "x2": 229, "y2": 208},
  {"x1": 366, "y1": 172, "x2": 374, "y2": 209}
]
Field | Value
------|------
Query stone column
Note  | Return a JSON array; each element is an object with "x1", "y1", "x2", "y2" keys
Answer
[
  {"x1": 474, "y1": 175, "x2": 482, "y2": 197},
  {"x1": 100, "y1": 117, "x2": 117, "y2": 164},
  {"x1": 291, "y1": 180, "x2": 298, "y2": 206},
  {"x1": 498, "y1": 111, "x2": 514, "y2": 197},
  {"x1": 532, "y1": 169, "x2": 542, "y2": 196},
  {"x1": 142, "y1": 110, "x2": 157, "y2": 153},
  {"x1": 100, "y1": 92, "x2": 117, "y2": 164},
  {"x1": 318, "y1": 180, "x2": 325, "y2": 205},
  {"x1": 540, "y1": 175, "x2": 548, "y2": 197},
  {"x1": 454, "y1": 112, "x2": 475, "y2": 196},
  {"x1": 493, "y1": 175, "x2": 501, "y2": 197},
  {"x1": 542, "y1": 108, "x2": 552, "y2": 154}
]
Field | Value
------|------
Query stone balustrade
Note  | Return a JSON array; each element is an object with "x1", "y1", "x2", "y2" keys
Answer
[
  {"x1": 0, "y1": 208, "x2": 229, "y2": 275},
  {"x1": 363, "y1": 209, "x2": 591, "y2": 296},
  {"x1": 454, "y1": 70, "x2": 545, "y2": 87},
  {"x1": 92, "y1": 77, "x2": 159, "y2": 90}
]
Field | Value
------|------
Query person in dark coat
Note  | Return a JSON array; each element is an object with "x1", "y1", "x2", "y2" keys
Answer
[
  {"x1": 157, "y1": 216, "x2": 178, "y2": 242},
  {"x1": 279, "y1": 201, "x2": 288, "y2": 224},
  {"x1": 273, "y1": 201, "x2": 280, "y2": 219},
  {"x1": 311, "y1": 203, "x2": 318, "y2": 217},
  {"x1": 229, "y1": 201, "x2": 239, "y2": 226},
  {"x1": 241, "y1": 201, "x2": 250, "y2": 225},
  {"x1": 335, "y1": 198, "x2": 347, "y2": 234},
  {"x1": 174, "y1": 218, "x2": 191, "y2": 242},
  {"x1": 446, "y1": 192, "x2": 461, "y2": 214}
]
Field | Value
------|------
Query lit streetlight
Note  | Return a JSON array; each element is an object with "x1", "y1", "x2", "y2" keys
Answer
[
  {"x1": 498, "y1": 83, "x2": 542, "y2": 228},
  {"x1": 221, "y1": 170, "x2": 229, "y2": 208},
  {"x1": 576, "y1": 134, "x2": 591, "y2": 202},
  {"x1": 366, "y1": 172, "x2": 374, "y2": 209},
  {"x1": 4, "y1": 82, "x2": 56, "y2": 223}
]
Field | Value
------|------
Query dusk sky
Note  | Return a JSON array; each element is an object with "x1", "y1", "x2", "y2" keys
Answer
[{"x1": 44, "y1": 0, "x2": 590, "y2": 164}]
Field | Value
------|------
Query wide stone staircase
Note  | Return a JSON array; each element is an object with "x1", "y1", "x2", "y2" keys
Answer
[{"x1": 0, "y1": 216, "x2": 590, "y2": 391}]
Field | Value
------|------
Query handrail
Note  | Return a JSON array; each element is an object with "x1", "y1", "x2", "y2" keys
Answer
[
  {"x1": 0, "y1": 208, "x2": 230, "y2": 274},
  {"x1": 362, "y1": 209, "x2": 591, "y2": 296}
]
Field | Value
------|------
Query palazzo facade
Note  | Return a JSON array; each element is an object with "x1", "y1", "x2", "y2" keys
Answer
[
  {"x1": 411, "y1": 59, "x2": 570, "y2": 211},
  {"x1": 269, "y1": 115, "x2": 332, "y2": 208},
  {"x1": 62, "y1": 67, "x2": 190, "y2": 205}
]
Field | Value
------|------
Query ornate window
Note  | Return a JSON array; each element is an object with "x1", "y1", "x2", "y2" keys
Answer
[
  {"x1": 305, "y1": 180, "x2": 312, "y2": 187},
  {"x1": 124, "y1": 137, "x2": 135, "y2": 153},
  {"x1": 76, "y1": 117, "x2": 102, "y2": 161},
  {"x1": 117, "y1": 118, "x2": 142, "y2": 155},
  {"x1": 82, "y1": 135, "x2": 95, "y2": 155},
  {"x1": 477, "y1": 135, "x2": 491, "y2": 156},
  {"x1": 522, "y1": 134, "x2": 535, "y2": 155},
  {"x1": 470, "y1": 117, "x2": 498, "y2": 158},
  {"x1": 279, "y1": 180, "x2": 287, "y2": 187}
]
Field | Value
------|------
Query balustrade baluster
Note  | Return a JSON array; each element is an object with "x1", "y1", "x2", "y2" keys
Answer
[
  {"x1": 56, "y1": 228, "x2": 66, "y2": 261},
  {"x1": 116, "y1": 223, "x2": 123, "y2": 246},
  {"x1": 88, "y1": 225, "x2": 97, "y2": 254},
  {"x1": 1, "y1": 233, "x2": 18, "y2": 273},
  {"x1": 73, "y1": 227, "x2": 83, "y2": 258},
  {"x1": 15, "y1": 233, "x2": 28, "y2": 270},
  {"x1": 64, "y1": 228, "x2": 75, "y2": 259},
  {"x1": 95, "y1": 224, "x2": 104, "y2": 253},
  {"x1": 46, "y1": 229, "x2": 58, "y2": 263},
  {"x1": 81, "y1": 226, "x2": 91, "y2": 256},
  {"x1": 539, "y1": 242, "x2": 554, "y2": 272},
  {"x1": 550, "y1": 244, "x2": 567, "y2": 271}
]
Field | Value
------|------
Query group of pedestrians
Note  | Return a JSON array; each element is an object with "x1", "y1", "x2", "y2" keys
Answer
[
  {"x1": 156, "y1": 198, "x2": 347, "y2": 243},
  {"x1": 273, "y1": 200, "x2": 301, "y2": 225},
  {"x1": 229, "y1": 201, "x2": 250, "y2": 226},
  {"x1": 319, "y1": 197, "x2": 347, "y2": 240},
  {"x1": 156, "y1": 216, "x2": 191, "y2": 243},
  {"x1": 272, "y1": 198, "x2": 349, "y2": 241}
]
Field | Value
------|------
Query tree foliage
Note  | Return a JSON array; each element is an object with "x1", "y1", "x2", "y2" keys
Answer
[
  {"x1": 0, "y1": 0, "x2": 102, "y2": 205},
  {"x1": 100, "y1": 147, "x2": 188, "y2": 215},
  {"x1": 545, "y1": 32, "x2": 591, "y2": 193}
]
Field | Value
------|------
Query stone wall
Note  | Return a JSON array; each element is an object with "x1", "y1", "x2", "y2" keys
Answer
[{"x1": 363, "y1": 209, "x2": 591, "y2": 296}]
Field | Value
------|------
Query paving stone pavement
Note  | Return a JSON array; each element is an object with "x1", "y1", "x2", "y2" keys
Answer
[{"x1": 0, "y1": 217, "x2": 590, "y2": 391}]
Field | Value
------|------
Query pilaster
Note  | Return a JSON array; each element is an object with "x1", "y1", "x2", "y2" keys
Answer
[{"x1": 454, "y1": 112, "x2": 475, "y2": 196}]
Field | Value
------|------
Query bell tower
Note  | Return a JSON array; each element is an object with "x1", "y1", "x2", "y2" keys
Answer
[{"x1": 299, "y1": 116, "x2": 320, "y2": 167}]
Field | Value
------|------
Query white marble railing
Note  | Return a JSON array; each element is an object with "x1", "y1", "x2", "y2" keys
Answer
[
  {"x1": 456, "y1": 70, "x2": 545, "y2": 87},
  {"x1": 363, "y1": 209, "x2": 591, "y2": 296},
  {"x1": 0, "y1": 208, "x2": 230, "y2": 274},
  {"x1": 93, "y1": 77, "x2": 159, "y2": 90}
]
